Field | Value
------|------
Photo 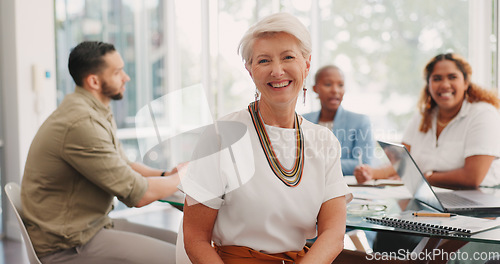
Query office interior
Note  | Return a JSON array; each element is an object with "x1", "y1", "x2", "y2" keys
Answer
[{"x1": 1, "y1": 0, "x2": 499, "y2": 262}]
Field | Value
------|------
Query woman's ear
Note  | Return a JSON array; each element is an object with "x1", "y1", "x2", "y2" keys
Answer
[
  {"x1": 305, "y1": 55, "x2": 311, "y2": 75},
  {"x1": 245, "y1": 63, "x2": 253, "y2": 78}
]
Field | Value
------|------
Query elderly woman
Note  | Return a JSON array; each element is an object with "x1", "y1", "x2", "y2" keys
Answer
[
  {"x1": 355, "y1": 53, "x2": 500, "y2": 188},
  {"x1": 180, "y1": 12, "x2": 351, "y2": 264}
]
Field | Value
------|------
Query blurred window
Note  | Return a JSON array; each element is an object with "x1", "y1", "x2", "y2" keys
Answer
[{"x1": 55, "y1": 0, "x2": 498, "y2": 165}]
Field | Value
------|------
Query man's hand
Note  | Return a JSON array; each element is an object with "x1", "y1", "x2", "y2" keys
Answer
[{"x1": 163, "y1": 161, "x2": 189, "y2": 177}]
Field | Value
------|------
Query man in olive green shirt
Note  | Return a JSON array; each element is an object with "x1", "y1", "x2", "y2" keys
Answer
[{"x1": 21, "y1": 41, "x2": 180, "y2": 264}]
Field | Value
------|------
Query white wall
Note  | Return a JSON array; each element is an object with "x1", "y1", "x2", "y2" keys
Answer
[
  {"x1": 0, "y1": 0, "x2": 57, "y2": 240},
  {"x1": 468, "y1": 1, "x2": 494, "y2": 89}
]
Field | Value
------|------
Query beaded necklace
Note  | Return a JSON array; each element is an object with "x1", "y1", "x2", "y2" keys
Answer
[{"x1": 248, "y1": 101, "x2": 304, "y2": 187}]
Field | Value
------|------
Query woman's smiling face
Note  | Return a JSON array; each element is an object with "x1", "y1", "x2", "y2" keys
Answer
[
  {"x1": 247, "y1": 32, "x2": 310, "y2": 108},
  {"x1": 428, "y1": 60, "x2": 469, "y2": 114}
]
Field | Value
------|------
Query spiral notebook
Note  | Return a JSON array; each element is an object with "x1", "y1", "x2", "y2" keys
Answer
[{"x1": 366, "y1": 211, "x2": 500, "y2": 236}]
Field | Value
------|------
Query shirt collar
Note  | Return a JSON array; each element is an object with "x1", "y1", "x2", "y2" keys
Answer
[
  {"x1": 433, "y1": 100, "x2": 470, "y2": 124},
  {"x1": 75, "y1": 86, "x2": 113, "y2": 121},
  {"x1": 456, "y1": 100, "x2": 471, "y2": 119}
]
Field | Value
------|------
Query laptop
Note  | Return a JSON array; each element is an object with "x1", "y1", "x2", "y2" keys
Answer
[{"x1": 377, "y1": 140, "x2": 500, "y2": 214}]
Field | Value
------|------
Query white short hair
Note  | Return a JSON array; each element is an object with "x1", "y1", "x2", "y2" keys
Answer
[{"x1": 238, "y1": 12, "x2": 312, "y2": 67}]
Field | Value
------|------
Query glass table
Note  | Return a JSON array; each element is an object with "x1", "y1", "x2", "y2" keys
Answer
[
  {"x1": 347, "y1": 196, "x2": 500, "y2": 244},
  {"x1": 345, "y1": 183, "x2": 500, "y2": 263}
]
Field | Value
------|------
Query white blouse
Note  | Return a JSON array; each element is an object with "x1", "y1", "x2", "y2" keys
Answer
[
  {"x1": 180, "y1": 108, "x2": 351, "y2": 253},
  {"x1": 403, "y1": 101, "x2": 500, "y2": 186}
]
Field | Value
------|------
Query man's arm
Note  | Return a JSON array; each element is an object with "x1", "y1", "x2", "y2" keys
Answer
[
  {"x1": 130, "y1": 162, "x2": 165, "y2": 177},
  {"x1": 134, "y1": 162, "x2": 187, "y2": 207},
  {"x1": 135, "y1": 175, "x2": 180, "y2": 207},
  {"x1": 130, "y1": 161, "x2": 187, "y2": 177},
  {"x1": 130, "y1": 161, "x2": 189, "y2": 207}
]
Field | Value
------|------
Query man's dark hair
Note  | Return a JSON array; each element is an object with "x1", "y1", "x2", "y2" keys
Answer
[{"x1": 68, "y1": 41, "x2": 116, "y2": 86}]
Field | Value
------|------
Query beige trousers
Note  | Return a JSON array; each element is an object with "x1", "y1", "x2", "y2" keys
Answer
[{"x1": 39, "y1": 218, "x2": 176, "y2": 264}]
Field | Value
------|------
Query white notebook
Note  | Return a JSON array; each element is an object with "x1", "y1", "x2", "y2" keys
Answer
[{"x1": 366, "y1": 211, "x2": 500, "y2": 236}]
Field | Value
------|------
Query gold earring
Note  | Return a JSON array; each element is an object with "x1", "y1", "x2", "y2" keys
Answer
[{"x1": 425, "y1": 95, "x2": 432, "y2": 110}]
